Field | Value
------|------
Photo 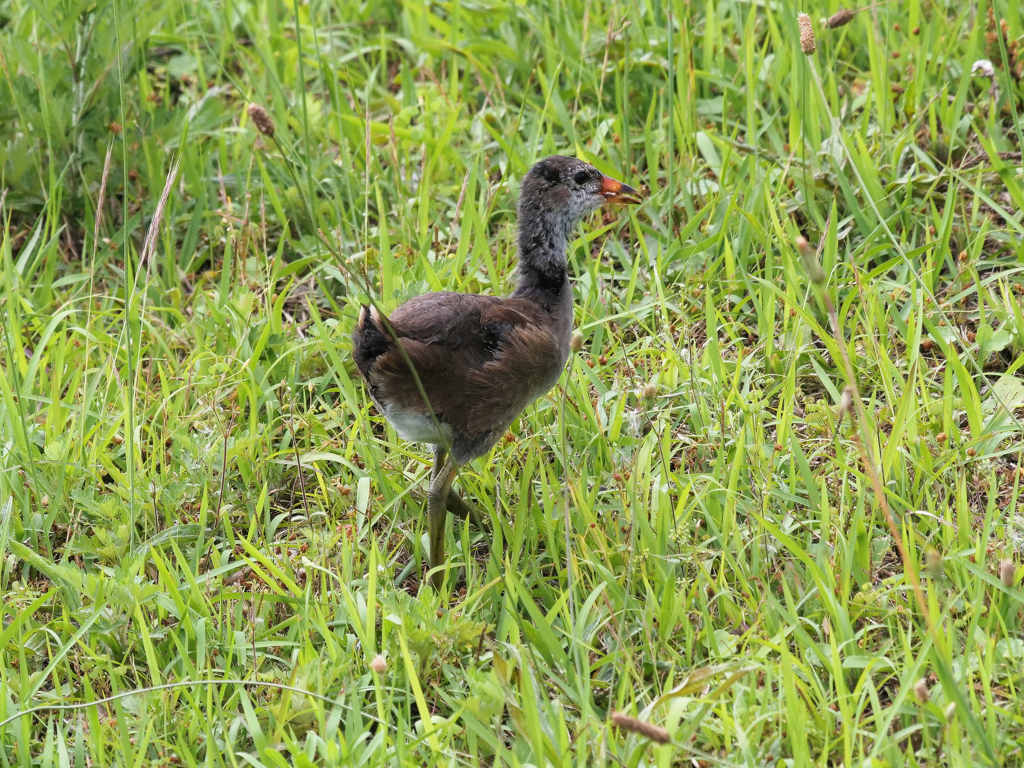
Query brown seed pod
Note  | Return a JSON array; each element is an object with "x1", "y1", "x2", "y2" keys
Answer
[
  {"x1": 1000, "y1": 559, "x2": 1016, "y2": 587},
  {"x1": 914, "y1": 679, "x2": 931, "y2": 704},
  {"x1": 247, "y1": 103, "x2": 276, "y2": 138},
  {"x1": 798, "y1": 13, "x2": 817, "y2": 54},
  {"x1": 827, "y1": 8, "x2": 855, "y2": 28}
]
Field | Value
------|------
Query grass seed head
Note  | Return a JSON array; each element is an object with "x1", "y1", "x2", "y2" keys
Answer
[
  {"x1": 798, "y1": 14, "x2": 817, "y2": 55},
  {"x1": 1000, "y1": 558, "x2": 1016, "y2": 587},
  {"x1": 827, "y1": 8, "x2": 856, "y2": 28},
  {"x1": 914, "y1": 679, "x2": 931, "y2": 703},
  {"x1": 247, "y1": 103, "x2": 276, "y2": 138},
  {"x1": 369, "y1": 654, "x2": 387, "y2": 675},
  {"x1": 839, "y1": 385, "x2": 854, "y2": 416},
  {"x1": 642, "y1": 382, "x2": 658, "y2": 401},
  {"x1": 610, "y1": 712, "x2": 671, "y2": 744},
  {"x1": 795, "y1": 236, "x2": 825, "y2": 284}
]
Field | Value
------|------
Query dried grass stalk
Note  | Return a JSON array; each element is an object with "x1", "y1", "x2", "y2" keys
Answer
[
  {"x1": 93, "y1": 143, "x2": 114, "y2": 252},
  {"x1": 139, "y1": 158, "x2": 180, "y2": 266},
  {"x1": 610, "y1": 712, "x2": 671, "y2": 744}
]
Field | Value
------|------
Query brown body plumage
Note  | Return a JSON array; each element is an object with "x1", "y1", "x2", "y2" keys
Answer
[{"x1": 354, "y1": 293, "x2": 569, "y2": 465}]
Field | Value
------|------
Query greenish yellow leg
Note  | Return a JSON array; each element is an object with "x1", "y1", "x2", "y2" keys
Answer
[{"x1": 427, "y1": 452, "x2": 457, "y2": 591}]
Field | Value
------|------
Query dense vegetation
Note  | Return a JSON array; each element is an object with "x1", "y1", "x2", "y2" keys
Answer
[{"x1": 1, "y1": 0, "x2": 1023, "y2": 764}]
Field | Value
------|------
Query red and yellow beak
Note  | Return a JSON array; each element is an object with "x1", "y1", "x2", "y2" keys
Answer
[{"x1": 599, "y1": 174, "x2": 643, "y2": 205}]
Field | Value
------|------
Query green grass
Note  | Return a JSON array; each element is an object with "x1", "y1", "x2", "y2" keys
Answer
[{"x1": 2, "y1": 0, "x2": 1024, "y2": 763}]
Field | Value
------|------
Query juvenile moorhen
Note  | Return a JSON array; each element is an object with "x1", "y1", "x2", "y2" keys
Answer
[{"x1": 352, "y1": 155, "x2": 641, "y2": 589}]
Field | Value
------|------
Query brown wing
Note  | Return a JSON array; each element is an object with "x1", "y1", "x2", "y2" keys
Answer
[
  {"x1": 388, "y1": 292, "x2": 533, "y2": 353},
  {"x1": 460, "y1": 322, "x2": 566, "y2": 433},
  {"x1": 352, "y1": 293, "x2": 528, "y2": 393}
]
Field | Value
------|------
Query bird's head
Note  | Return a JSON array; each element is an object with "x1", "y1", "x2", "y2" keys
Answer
[{"x1": 519, "y1": 155, "x2": 642, "y2": 229}]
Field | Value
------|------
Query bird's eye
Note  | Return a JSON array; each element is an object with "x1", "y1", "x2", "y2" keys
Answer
[{"x1": 573, "y1": 171, "x2": 590, "y2": 185}]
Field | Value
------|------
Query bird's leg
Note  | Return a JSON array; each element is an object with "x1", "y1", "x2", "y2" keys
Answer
[
  {"x1": 427, "y1": 455, "x2": 458, "y2": 591},
  {"x1": 431, "y1": 446, "x2": 447, "y2": 483},
  {"x1": 432, "y1": 446, "x2": 487, "y2": 530},
  {"x1": 445, "y1": 492, "x2": 488, "y2": 531}
]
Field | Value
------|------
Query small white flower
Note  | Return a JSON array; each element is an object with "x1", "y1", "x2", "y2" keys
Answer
[{"x1": 971, "y1": 59, "x2": 995, "y2": 78}]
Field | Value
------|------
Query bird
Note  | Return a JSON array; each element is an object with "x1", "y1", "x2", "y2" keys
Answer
[{"x1": 351, "y1": 155, "x2": 641, "y2": 590}]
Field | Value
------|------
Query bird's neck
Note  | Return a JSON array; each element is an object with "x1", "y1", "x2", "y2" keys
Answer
[{"x1": 510, "y1": 208, "x2": 573, "y2": 308}]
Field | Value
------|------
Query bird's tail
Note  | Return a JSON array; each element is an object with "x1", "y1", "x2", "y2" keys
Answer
[{"x1": 351, "y1": 304, "x2": 392, "y2": 378}]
